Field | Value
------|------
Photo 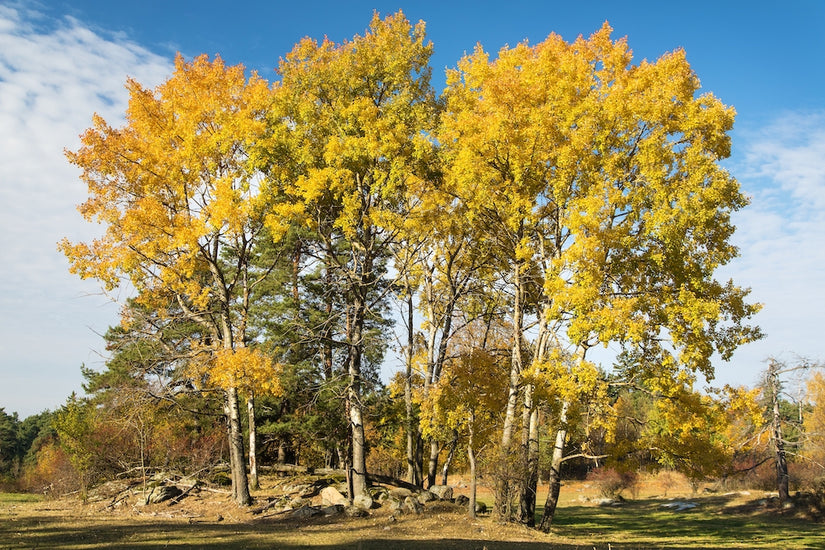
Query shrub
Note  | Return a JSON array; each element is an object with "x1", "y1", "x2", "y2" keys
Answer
[{"x1": 587, "y1": 467, "x2": 639, "y2": 499}]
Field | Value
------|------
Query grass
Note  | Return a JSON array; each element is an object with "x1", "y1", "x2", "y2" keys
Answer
[
  {"x1": 1, "y1": 479, "x2": 825, "y2": 549},
  {"x1": 549, "y1": 497, "x2": 825, "y2": 548},
  {"x1": 0, "y1": 492, "x2": 43, "y2": 504}
]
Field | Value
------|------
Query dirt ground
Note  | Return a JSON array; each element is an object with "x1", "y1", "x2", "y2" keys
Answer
[{"x1": 3, "y1": 473, "x2": 822, "y2": 549}]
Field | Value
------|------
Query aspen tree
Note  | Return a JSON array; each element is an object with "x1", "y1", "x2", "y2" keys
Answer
[
  {"x1": 265, "y1": 11, "x2": 437, "y2": 499},
  {"x1": 60, "y1": 54, "x2": 275, "y2": 506},
  {"x1": 440, "y1": 24, "x2": 761, "y2": 527}
]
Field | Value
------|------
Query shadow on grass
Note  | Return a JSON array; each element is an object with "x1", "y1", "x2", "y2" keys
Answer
[
  {"x1": 548, "y1": 496, "x2": 825, "y2": 549},
  {"x1": 2, "y1": 515, "x2": 550, "y2": 550},
  {"x1": 3, "y1": 496, "x2": 825, "y2": 549}
]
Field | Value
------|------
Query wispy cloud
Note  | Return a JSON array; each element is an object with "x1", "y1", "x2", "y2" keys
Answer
[
  {"x1": 718, "y1": 112, "x2": 825, "y2": 384},
  {"x1": 0, "y1": 5, "x2": 172, "y2": 416}
]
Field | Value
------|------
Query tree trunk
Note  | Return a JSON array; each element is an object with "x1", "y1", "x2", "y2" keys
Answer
[
  {"x1": 426, "y1": 440, "x2": 440, "y2": 488},
  {"x1": 347, "y1": 296, "x2": 368, "y2": 499},
  {"x1": 496, "y1": 258, "x2": 524, "y2": 520},
  {"x1": 404, "y1": 292, "x2": 423, "y2": 487},
  {"x1": 247, "y1": 393, "x2": 258, "y2": 491},
  {"x1": 539, "y1": 399, "x2": 569, "y2": 532},
  {"x1": 277, "y1": 440, "x2": 287, "y2": 465},
  {"x1": 520, "y1": 386, "x2": 539, "y2": 527},
  {"x1": 468, "y1": 422, "x2": 477, "y2": 519},
  {"x1": 441, "y1": 430, "x2": 459, "y2": 486},
  {"x1": 768, "y1": 362, "x2": 791, "y2": 503},
  {"x1": 225, "y1": 386, "x2": 251, "y2": 506}
]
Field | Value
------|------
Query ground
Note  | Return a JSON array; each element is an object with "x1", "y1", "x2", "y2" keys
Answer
[{"x1": 2, "y1": 473, "x2": 825, "y2": 549}]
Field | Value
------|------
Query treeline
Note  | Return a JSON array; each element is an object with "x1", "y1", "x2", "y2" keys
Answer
[
  {"x1": 17, "y1": 10, "x2": 789, "y2": 529},
  {"x1": 5, "y1": 359, "x2": 825, "y2": 507}
]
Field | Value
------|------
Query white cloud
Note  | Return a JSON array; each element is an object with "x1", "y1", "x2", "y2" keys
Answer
[
  {"x1": 0, "y1": 6, "x2": 172, "y2": 416},
  {"x1": 716, "y1": 112, "x2": 825, "y2": 386}
]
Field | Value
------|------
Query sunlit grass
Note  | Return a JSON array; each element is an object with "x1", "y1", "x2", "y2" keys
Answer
[
  {"x1": 0, "y1": 492, "x2": 42, "y2": 503},
  {"x1": 547, "y1": 496, "x2": 825, "y2": 549},
  {"x1": 1, "y1": 480, "x2": 824, "y2": 549}
]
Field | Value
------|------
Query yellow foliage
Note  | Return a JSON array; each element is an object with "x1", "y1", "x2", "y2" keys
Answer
[
  {"x1": 802, "y1": 372, "x2": 825, "y2": 466},
  {"x1": 60, "y1": 53, "x2": 272, "y2": 312},
  {"x1": 420, "y1": 347, "x2": 507, "y2": 444},
  {"x1": 439, "y1": 21, "x2": 759, "y2": 381},
  {"x1": 196, "y1": 347, "x2": 284, "y2": 397},
  {"x1": 264, "y1": 11, "x2": 436, "y2": 245}
]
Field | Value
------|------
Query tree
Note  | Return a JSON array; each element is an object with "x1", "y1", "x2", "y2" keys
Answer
[
  {"x1": 52, "y1": 394, "x2": 99, "y2": 495},
  {"x1": 802, "y1": 370, "x2": 825, "y2": 477},
  {"x1": 440, "y1": 23, "x2": 762, "y2": 528},
  {"x1": 264, "y1": 11, "x2": 437, "y2": 499},
  {"x1": 60, "y1": 54, "x2": 275, "y2": 506},
  {"x1": 0, "y1": 409, "x2": 20, "y2": 479},
  {"x1": 420, "y1": 320, "x2": 508, "y2": 517},
  {"x1": 760, "y1": 358, "x2": 821, "y2": 502}
]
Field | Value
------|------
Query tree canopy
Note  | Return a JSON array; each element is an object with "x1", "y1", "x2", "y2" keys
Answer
[{"x1": 58, "y1": 12, "x2": 763, "y2": 524}]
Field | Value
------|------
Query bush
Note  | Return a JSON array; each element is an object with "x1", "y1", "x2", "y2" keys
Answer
[
  {"x1": 587, "y1": 467, "x2": 639, "y2": 499},
  {"x1": 19, "y1": 442, "x2": 80, "y2": 496}
]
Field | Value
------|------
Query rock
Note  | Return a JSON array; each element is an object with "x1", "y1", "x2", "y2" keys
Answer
[
  {"x1": 455, "y1": 495, "x2": 470, "y2": 507},
  {"x1": 320, "y1": 486, "x2": 349, "y2": 506},
  {"x1": 353, "y1": 493, "x2": 374, "y2": 511},
  {"x1": 417, "y1": 490, "x2": 436, "y2": 504},
  {"x1": 660, "y1": 501, "x2": 696, "y2": 511},
  {"x1": 389, "y1": 487, "x2": 413, "y2": 499},
  {"x1": 429, "y1": 485, "x2": 453, "y2": 501},
  {"x1": 289, "y1": 497, "x2": 310, "y2": 508},
  {"x1": 300, "y1": 479, "x2": 332, "y2": 499},
  {"x1": 291, "y1": 505, "x2": 324, "y2": 519},
  {"x1": 388, "y1": 497, "x2": 404, "y2": 514},
  {"x1": 345, "y1": 506, "x2": 369, "y2": 518},
  {"x1": 145, "y1": 485, "x2": 183, "y2": 505},
  {"x1": 404, "y1": 495, "x2": 424, "y2": 514},
  {"x1": 322, "y1": 504, "x2": 345, "y2": 516},
  {"x1": 370, "y1": 487, "x2": 389, "y2": 503}
]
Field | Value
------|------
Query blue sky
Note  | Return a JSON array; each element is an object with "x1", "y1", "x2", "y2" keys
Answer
[{"x1": 1, "y1": 0, "x2": 823, "y2": 417}]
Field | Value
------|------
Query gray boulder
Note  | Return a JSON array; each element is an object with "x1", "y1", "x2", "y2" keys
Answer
[
  {"x1": 322, "y1": 504, "x2": 346, "y2": 516},
  {"x1": 291, "y1": 505, "x2": 324, "y2": 519},
  {"x1": 404, "y1": 495, "x2": 424, "y2": 514},
  {"x1": 320, "y1": 486, "x2": 348, "y2": 506},
  {"x1": 353, "y1": 493, "x2": 374, "y2": 511},
  {"x1": 429, "y1": 485, "x2": 453, "y2": 500},
  {"x1": 145, "y1": 485, "x2": 182, "y2": 505}
]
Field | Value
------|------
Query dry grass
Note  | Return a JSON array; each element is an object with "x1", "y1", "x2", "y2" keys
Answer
[{"x1": 2, "y1": 473, "x2": 824, "y2": 549}]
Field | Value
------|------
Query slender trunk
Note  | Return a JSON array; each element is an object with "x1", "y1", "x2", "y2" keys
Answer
[
  {"x1": 520, "y1": 386, "x2": 539, "y2": 526},
  {"x1": 427, "y1": 441, "x2": 440, "y2": 488},
  {"x1": 348, "y1": 296, "x2": 368, "y2": 498},
  {"x1": 521, "y1": 314, "x2": 549, "y2": 525},
  {"x1": 769, "y1": 363, "x2": 790, "y2": 502},
  {"x1": 468, "y1": 419, "x2": 477, "y2": 519},
  {"x1": 496, "y1": 259, "x2": 524, "y2": 520},
  {"x1": 404, "y1": 292, "x2": 423, "y2": 487},
  {"x1": 322, "y1": 266, "x2": 334, "y2": 381},
  {"x1": 225, "y1": 386, "x2": 251, "y2": 506},
  {"x1": 441, "y1": 430, "x2": 459, "y2": 486},
  {"x1": 277, "y1": 440, "x2": 287, "y2": 465},
  {"x1": 247, "y1": 393, "x2": 258, "y2": 491},
  {"x1": 421, "y1": 263, "x2": 459, "y2": 489},
  {"x1": 538, "y1": 399, "x2": 569, "y2": 532}
]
